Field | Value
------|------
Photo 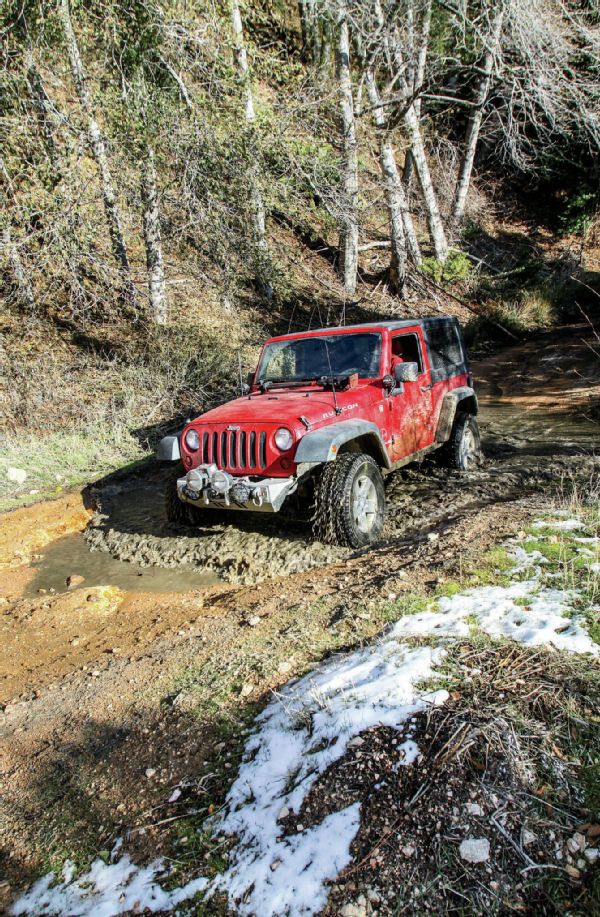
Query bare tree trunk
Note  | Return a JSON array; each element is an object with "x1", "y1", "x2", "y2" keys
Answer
[
  {"x1": 298, "y1": 0, "x2": 316, "y2": 56},
  {"x1": 337, "y1": 9, "x2": 359, "y2": 296},
  {"x1": 0, "y1": 155, "x2": 36, "y2": 311},
  {"x1": 1, "y1": 226, "x2": 36, "y2": 312},
  {"x1": 230, "y1": 0, "x2": 255, "y2": 122},
  {"x1": 413, "y1": 0, "x2": 432, "y2": 109},
  {"x1": 404, "y1": 105, "x2": 448, "y2": 262},
  {"x1": 58, "y1": 0, "x2": 134, "y2": 300},
  {"x1": 451, "y1": 8, "x2": 504, "y2": 228},
  {"x1": 365, "y1": 72, "x2": 421, "y2": 292},
  {"x1": 229, "y1": 0, "x2": 270, "y2": 298},
  {"x1": 374, "y1": 0, "x2": 448, "y2": 262},
  {"x1": 141, "y1": 146, "x2": 167, "y2": 325},
  {"x1": 403, "y1": 0, "x2": 432, "y2": 193}
]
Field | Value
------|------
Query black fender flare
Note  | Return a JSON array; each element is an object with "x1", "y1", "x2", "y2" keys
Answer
[
  {"x1": 294, "y1": 420, "x2": 391, "y2": 469},
  {"x1": 435, "y1": 387, "x2": 478, "y2": 443}
]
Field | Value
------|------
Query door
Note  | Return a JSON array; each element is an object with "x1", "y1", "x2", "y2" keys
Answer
[{"x1": 387, "y1": 330, "x2": 434, "y2": 460}]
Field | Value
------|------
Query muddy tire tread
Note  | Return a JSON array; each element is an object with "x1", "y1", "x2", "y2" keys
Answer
[
  {"x1": 312, "y1": 453, "x2": 385, "y2": 548},
  {"x1": 164, "y1": 467, "x2": 221, "y2": 526},
  {"x1": 164, "y1": 467, "x2": 192, "y2": 525},
  {"x1": 445, "y1": 413, "x2": 482, "y2": 471}
]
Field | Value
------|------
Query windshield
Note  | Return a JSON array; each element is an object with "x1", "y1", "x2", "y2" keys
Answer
[{"x1": 256, "y1": 333, "x2": 382, "y2": 383}]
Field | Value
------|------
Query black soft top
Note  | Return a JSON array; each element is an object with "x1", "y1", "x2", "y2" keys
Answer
[{"x1": 307, "y1": 315, "x2": 459, "y2": 334}]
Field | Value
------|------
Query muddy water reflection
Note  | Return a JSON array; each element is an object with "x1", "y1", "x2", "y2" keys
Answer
[{"x1": 26, "y1": 531, "x2": 219, "y2": 596}]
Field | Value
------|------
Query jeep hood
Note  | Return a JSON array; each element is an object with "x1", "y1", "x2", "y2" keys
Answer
[{"x1": 191, "y1": 389, "x2": 364, "y2": 429}]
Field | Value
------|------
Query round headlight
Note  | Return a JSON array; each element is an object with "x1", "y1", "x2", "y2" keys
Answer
[
  {"x1": 185, "y1": 428, "x2": 199, "y2": 451},
  {"x1": 274, "y1": 427, "x2": 293, "y2": 451}
]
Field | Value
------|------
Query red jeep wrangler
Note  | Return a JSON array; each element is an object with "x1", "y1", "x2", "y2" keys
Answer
[{"x1": 158, "y1": 317, "x2": 481, "y2": 548}]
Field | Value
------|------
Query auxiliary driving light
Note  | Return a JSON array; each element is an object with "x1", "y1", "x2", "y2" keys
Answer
[
  {"x1": 274, "y1": 427, "x2": 293, "y2": 451},
  {"x1": 211, "y1": 470, "x2": 232, "y2": 494},
  {"x1": 184, "y1": 428, "x2": 200, "y2": 451},
  {"x1": 186, "y1": 468, "x2": 207, "y2": 492}
]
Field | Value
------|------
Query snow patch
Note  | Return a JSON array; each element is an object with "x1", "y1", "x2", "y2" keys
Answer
[
  {"x1": 212, "y1": 640, "x2": 448, "y2": 916},
  {"x1": 533, "y1": 518, "x2": 586, "y2": 531},
  {"x1": 11, "y1": 524, "x2": 599, "y2": 917},
  {"x1": 392, "y1": 578, "x2": 597, "y2": 655},
  {"x1": 510, "y1": 545, "x2": 548, "y2": 572},
  {"x1": 10, "y1": 854, "x2": 208, "y2": 917}
]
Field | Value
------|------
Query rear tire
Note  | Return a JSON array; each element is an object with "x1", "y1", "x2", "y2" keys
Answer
[
  {"x1": 312, "y1": 453, "x2": 386, "y2": 548},
  {"x1": 443, "y1": 413, "x2": 482, "y2": 471}
]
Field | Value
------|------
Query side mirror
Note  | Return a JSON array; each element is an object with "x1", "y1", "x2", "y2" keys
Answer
[
  {"x1": 394, "y1": 361, "x2": 419, "y2": 383},
  {"x1": 246, "y1": 372, "x2": 255, "y2": 387}
]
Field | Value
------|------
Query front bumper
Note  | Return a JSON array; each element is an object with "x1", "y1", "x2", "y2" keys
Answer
[{"x1": 177, "y1": 464, "x2": 297, "y2": 513}]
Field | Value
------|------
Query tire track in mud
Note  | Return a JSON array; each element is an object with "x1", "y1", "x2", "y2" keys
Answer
[{"x1": 82, "y1": 433, "x2": 595, "y2": 587}]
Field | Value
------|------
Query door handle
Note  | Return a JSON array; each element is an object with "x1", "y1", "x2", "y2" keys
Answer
[{"x1": 420, "y1": 383, "x2": 433, "y2": 392}]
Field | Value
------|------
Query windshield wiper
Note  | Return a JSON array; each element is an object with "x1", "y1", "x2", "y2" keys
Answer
[{"x1": 258, "y1": 377, "x2": 322, "y2": 391}]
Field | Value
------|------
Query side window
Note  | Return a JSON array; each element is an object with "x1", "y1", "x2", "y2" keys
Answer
[
  {"x1": 391, "y1": 333, "x2": 423, "y2": 372},
  {"x1": 425, "y1": 320, "x2": 464, "y2": 377}
]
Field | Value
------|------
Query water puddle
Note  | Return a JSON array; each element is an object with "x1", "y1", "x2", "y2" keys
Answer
[
  {"x1": 480, "y1": 399, "x2": 599, "y2": 458},
  {"x1": 26, "y1": 532, "x2": 219, "y2": 596}
]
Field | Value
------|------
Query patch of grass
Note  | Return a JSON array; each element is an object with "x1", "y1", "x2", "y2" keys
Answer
[
  {"x1": 1, "y1": 320, "x2": 241, "y2": 512},
  {"x1": 377, "y1": 593, "x2": 432, "y2": 623},
  {"x1": 463, "y1": 544, "x2": 514, "y2": 587},
  {"x1": 522, "y1": 508, "x2": 600, "y2": 615},
  {"x1": 435, "y1": 580, "x2": 463, "y2": 598},
  {"x1": 0, "y1": 424, "x2": 148, "y2": 512},
  {"x1": 513, "y1": 595, "x2": 533, "y2": 607}
]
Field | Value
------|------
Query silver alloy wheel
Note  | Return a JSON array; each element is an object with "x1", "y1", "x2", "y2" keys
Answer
[
  {"x1": 352, "y1": 473, "x2": 378, "y2": 533},
  {"x1": 460, "y1": 426, "x2": 478, "y2": 466}
]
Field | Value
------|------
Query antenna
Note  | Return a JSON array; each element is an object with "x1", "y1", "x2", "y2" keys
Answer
[
  {"x1": 324, "y1": 339, "x2": 342, "y2": 415},
  {"x1": 237, "y1": 351, "x2": 244, "y2": 395}
]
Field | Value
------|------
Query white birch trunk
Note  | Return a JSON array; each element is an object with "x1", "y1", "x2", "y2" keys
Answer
[
  {"x1": 451, "y1": 9, "x2": 504, "y2": 228},
  {"x1": 336, "y1": 10, "x2": 359, "y2": 296},
  {"x1": 374, "y1": 0, "x2": 448, "y2": 262},
  {"x1": 58, "y1": 0, "x2": 134, "y2": 297},
  {"x1": 414, "y1": 0, "x2": 432, "y2": 109},
  {"x1": 141, "y1": 146, "x2": 167, "y2": 325},
  {"x1": 404, "y1": 105, "x2": 448, "y2": 263},
  {"x1": 229, "y1": 0, "x2": 267, "y2": 254},
  {"x1": 403, "y1": 0, "x2": 432, "y2": 194},
  {"x1": 365, "y1": 72, "x2": 421, "y2": 290}
]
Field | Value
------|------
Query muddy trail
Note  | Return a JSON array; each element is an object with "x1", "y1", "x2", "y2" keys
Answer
[
  {"x1": 66, "y1": 328, "x2": 599, "y2": 588},
  {"x1": 1, "y1": 327, "x2": 599, "y2": 906}
]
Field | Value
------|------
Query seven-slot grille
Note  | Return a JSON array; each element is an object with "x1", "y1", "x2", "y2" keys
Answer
[{"x1": 195, "y1": 426, "x2": 269, "y2": 473}]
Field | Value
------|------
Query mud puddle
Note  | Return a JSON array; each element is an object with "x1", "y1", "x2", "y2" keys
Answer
[
  {"x1": 25, "y1": 532, "x2": 218, "y2": 596},
  {"x1": 82, "y1": 468, "x2": 346, "y2": 586}
]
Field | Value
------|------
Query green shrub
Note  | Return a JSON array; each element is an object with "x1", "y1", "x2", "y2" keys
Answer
[
  {"x1": 421, "y1": 249, "x2": 471, "y2": 284},
  {"x1": 558, "y1": 190, "x2": 598, "y2": 236}
]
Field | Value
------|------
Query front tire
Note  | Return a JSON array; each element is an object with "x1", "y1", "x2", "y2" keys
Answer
[
  {"x1": 444, "y1": 413, "x2": 482, "y2": 471},
  {"x1": 164, "y1": 467, "x2": 220, "y2": 527},
  {"x1": 312, "y1": 453, "x2": 386, "y2": 548}
]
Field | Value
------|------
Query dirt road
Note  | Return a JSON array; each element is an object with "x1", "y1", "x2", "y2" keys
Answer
[{"x1": 1, "y1": 328, "x2": 598, "y2": 902}]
